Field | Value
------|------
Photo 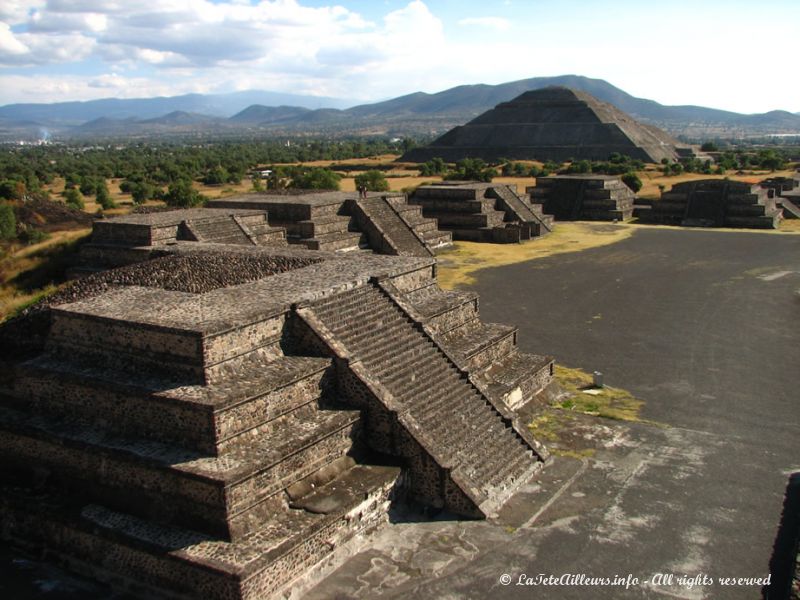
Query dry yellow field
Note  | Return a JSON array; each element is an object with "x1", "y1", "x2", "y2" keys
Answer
[{"x1": 0, "y1": 228, "x2": 91, "y2": 319}]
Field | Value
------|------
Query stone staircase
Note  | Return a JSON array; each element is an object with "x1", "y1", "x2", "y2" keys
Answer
[
  {"x1": 348, "y1": 197, "x2": 433, "y2": 257},
  {"x1": 235, "y1": 213, "x2": 288, "y2": 245},
  {"x1": 299, "y1": 282, "x2": 544, "y2": 517},
  {"x1": 397, "y1": 281, "x2": 554, "y2": 412},
  {"x1": 183, "y1": 215, "x2": 257, "y2": 245},
  {"x1": 0, "y1": 301, "x2": 402, "y2": 599},
  {"x1": 778, "y1": 195, "x2": 800, "y2": 219},
  {"x1": 385, "y1": 196, "x2": 453, "y2": 251},
  {"x1": 488, "y1": 184, "x2": 554, "y2": 238}
]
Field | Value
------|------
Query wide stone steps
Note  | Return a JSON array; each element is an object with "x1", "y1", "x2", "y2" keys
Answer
[
  {"x1": 0, "y1": 463, "x2": 400, "y2": 600},
  {"x1": 306, "y1": 283, "x2": 537, "y2": 516},
  {"x1": 15, "y1": 354, "x2": 335, "y2": 455},
  {"x1": 0, "y1": 402, "x2": 361, "y2": 541},
  {"x1": 185, "y1": 217, "x2": 254, "y2": 246}
]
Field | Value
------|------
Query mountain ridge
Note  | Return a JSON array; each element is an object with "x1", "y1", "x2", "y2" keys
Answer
[{"x1": 2, "y1": 75, "x2": 799, "y2": 139}]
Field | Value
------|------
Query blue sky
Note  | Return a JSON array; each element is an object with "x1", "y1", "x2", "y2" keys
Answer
[{"x1": 0, "y1": 0, "x2": 797, "y2": 113}]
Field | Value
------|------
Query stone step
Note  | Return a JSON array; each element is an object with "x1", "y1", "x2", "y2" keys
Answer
[
  {"x1": 361, "y1": 338, "x2": 438, "y2": 374},
  {"x1": 297, "y1": 231, "x2": 365, "y2": 252},
  {"x1": 352, "y1": 323, "x2": 425, "y2": 357},
  {"x1": 383, "y1": 353, "x2": 452, "y2": 389},
  {"x1": 15, "y1": 355, "x2": 335, "y2": 455},
  {"x1": 439, "y1": 322, "x2": 518, "y2": 371},
  {"x1": 0, "y1": 463, "x2": 401, "y2": 600},
  {"x1": 432, "y1": 210, "x2": 506, "y2": 228},
  {"x1": 471, "y1": 351, "x2": 554, "y2": 410},
  {"x1": 0, "y1": 404, "x2": 361, "y2": 541},
  {"x1": 723, "y1": 214, "x2": 781, "y2": 229},
  {"x1": 281, "y1": 216, "x2": 353, "y2": 238},
  {"x1": 402, "y1": 286, "x2": 479, "y2": 334},
  {"x1": 421, "y1": 228, "x2": 453, "y2": 250},
  {"x1": 44, "y1": 293, "x2": 293, "y2": 387}
]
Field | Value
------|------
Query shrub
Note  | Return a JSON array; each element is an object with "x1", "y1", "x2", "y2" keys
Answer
[{"x1": 621, "y1": 172, "x2": 643, "y2": 193}]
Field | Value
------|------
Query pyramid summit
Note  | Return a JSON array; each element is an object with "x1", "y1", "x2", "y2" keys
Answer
[{"x1": 402, "y1": 86, "x2": 687, "y2": 164}]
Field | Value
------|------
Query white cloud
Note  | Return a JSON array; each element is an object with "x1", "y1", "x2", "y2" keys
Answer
[
  {"x1": 0, "y1": 23, "x2": 29, "y2": 56},
  {"x1": 0, "y1": 1, "x2": 44, "y2": 23},
  {"x1": 457, "y1": 16, "x2": 511, "y2": 31}
]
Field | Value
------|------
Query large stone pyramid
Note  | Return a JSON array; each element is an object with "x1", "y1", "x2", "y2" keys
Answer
[{"x1": 402, "y1": 86, "x2": 685, "y2": 164}]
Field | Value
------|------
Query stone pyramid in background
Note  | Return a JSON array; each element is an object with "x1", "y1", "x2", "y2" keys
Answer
[{"x1": 402, "y1": 86, "x2": 687, "y2": 164}]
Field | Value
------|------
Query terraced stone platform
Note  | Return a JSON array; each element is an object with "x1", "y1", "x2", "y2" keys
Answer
[
  {"x1": 409, "y1": 182, "x2": 554, "y2": 243},
  {"x1": 0, "y1": 244, "x2": 553, "y2": 599},
  {"x1": 527, "y1": 174, "x2": 636, "y2": 221},
  {"x1": 635, "y1": 179, "x2": 782, "y2": 228}
]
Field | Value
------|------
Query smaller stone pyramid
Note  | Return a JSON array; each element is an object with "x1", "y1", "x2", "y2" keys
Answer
[{"x1": 402, "y1": 87, "x2": 686, "y2": 164}]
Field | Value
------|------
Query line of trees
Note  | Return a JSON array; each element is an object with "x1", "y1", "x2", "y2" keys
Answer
[{"x1": 0, "y1": 138, "x2": 412, "y2": 205}]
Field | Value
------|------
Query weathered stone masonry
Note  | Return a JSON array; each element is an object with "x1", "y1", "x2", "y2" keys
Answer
[{"x1": 0, "y1": 241, "x2": 553, "y2": 599}]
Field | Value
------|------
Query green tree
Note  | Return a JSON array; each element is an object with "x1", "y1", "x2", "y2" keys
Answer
[
  {"x1": 419, "y1": 157, "x2": 447, "y2": 176},
  {"x1": 164, "y1": 180, "x2": 206, "y2": 208},
  {"x1": 0, "y1": 202, "x2": 15, "y2": 240},
  {"x1": 700, "y1": 141, "x2": 718, "y2": 152},
  {"x1": 63, "y1": 187, "x2": 84, "y2": 210},
  {"x1": 0, "y1": 180, "x2": 19, "y2": 200},
  {"x1": 131, "y1": 182, "x2": 155, "y2": 205},
  {"x1": 290, "y1": 168, "x2": 341, "y2": 190},
  {"x1": 203, "y1": 165, "x2": 229, "y2": 185},
  {"x1": 96, "y1": 184, "x2": 116, "y2": 210},
  {"x1": 354, "y1": 170, "x2": 390, "y2": 192},
  {"x1": 444, "y1": 158, "x2": 494, "y2": 182}
]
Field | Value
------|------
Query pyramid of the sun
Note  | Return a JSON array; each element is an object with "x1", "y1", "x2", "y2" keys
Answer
[{"x1": 402, "y1": 87, "x2": 685, "y2": 164}]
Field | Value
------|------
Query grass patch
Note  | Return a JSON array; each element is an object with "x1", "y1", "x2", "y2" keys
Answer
[
  {"x1": 553, "y1": 365, "x2": 644, "y2": 422},
  {"x1": 779, "y1": 219, "x2": 800, "y2": 233},
  {"x1": 527, "y1": 411, "x2": 576, "y2": 442},
  {"x1": 436, "y1": 222, "x2": 635, "y2": 289},
  {"x1": 527, "y1": 365, "x2": 651, "y2": 457}
]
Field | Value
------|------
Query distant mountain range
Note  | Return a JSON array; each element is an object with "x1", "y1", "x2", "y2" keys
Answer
[{"x1": 1, "y1": 75, "x2": 799, "y2": 141}]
